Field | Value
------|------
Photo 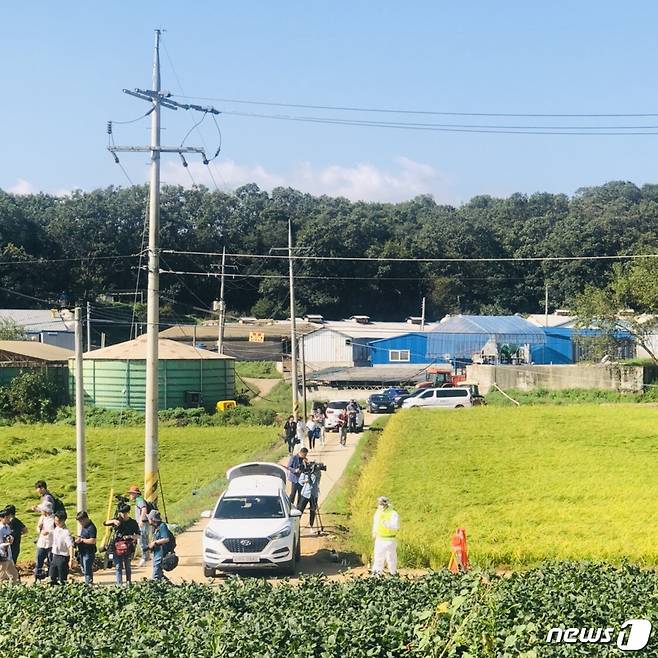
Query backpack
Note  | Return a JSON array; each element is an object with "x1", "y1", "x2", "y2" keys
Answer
[{"x1": 51, "y1": 494, "x2": 66, "y2": 517}]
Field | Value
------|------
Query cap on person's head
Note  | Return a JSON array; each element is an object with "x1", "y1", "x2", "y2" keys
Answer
[
  {"x1": 75, "y1": 511, "x2": 89, "y2": 522},
  {"x1": 128, "y1": 485, "x2": 141, "y2": 494},
  {"x1": 117, "y1": 503, "x2": 130, "y2": 515},
  {"x1": 35, "y1": 480, "x2": 47, "y2": 490},
  {"x1": 147, "y1": 509, "x2": 161, "y2": 523},
  {"x1": 5, "y1": 505, "x2": 15, "y2": 516},
  {"x1": 40, "y1": 501, "x2": 53, "y2": 514},
  {"x1": 377, "y1": 496, "x2": 390, "y2": 507}
]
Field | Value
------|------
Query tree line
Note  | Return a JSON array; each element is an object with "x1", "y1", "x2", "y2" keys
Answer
[{"x1": 1, "y1": 180, "x2": 657, "y2": 322}]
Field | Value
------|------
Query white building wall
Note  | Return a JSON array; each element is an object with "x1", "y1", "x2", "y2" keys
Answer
[{"x1": 303, "y1": 329, "x2": 356, "y2": 369}]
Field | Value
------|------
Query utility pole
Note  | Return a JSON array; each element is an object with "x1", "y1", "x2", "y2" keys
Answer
[
  {"x1": 107, "y1": 29, "x2": 218, "y2": 505},
  {"x1": 217, "y1": 246, "x2": 227, "y2": 354},
  {"x1": 74, "y1": 307, "x2": 87, "y2": 520},
  {"x1": 86, "y1": 301, "x2": 92, "y2": 351},
  {"x1": 544, "y1": 283, "x2": 549, "y2": 327},
  {"x1": 421, "y1": 296, "x2": 426, "y2": 331},
  {"x1": 300, "y1": 334, "x2": 307, "y2": 420},
  {"x1": 288, "y1": 218, "x2": 299, "y2": 418}
]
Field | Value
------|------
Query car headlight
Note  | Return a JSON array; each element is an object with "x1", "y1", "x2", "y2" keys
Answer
[
  {"x1": 269, "y1": 525, "x2": 292, "y2": 540},
  {"x1": 204, "y1": 528, "x2": 223, "y2": 541}
]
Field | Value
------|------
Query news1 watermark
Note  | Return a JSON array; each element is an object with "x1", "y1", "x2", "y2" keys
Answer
[{"x1": 546, "y1": 619, "x2": 652, "y2": 651}]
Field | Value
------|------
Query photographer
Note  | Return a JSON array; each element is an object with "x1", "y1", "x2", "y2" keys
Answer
[
  {"x1": 286, "y1": 447, "x2": 308, "y2": 507},
  {"x1": 74, "y1": 511, "x2": 97, "y2": 584},
  {"x1": 127, "y1": 485, "x2": 150, "y2": 567},
  {"x1": 298, "y1": 462, "x2": 322, "y2": 528},
  {"x1": 346, "y1": 400, "x2": 359, "y2": 433},
  {"x1": 104, "y1": 502, "x2": 140, "y2": 585},
  {"x1": 0, "y1": 508, "x2": 19, "y2": 584}
]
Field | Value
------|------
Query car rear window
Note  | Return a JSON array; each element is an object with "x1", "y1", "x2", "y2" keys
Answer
[
  {"x1": 215, "y1": 496, "x2": 285, "y2": 519},
  {"x1": 327, "y1": 401, "x2": 348, "y2": 409}
]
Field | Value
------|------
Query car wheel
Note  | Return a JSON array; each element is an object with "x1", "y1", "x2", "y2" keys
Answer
[
  {"x1": 280, "y1": 557, "x2": 296, "y2": 576},
  {"x1": 203, "y1": 565, "x2": 216, "y2": 578},
  {"x1": 455, "y1": 405, "x2": 464, "y2": 408}
]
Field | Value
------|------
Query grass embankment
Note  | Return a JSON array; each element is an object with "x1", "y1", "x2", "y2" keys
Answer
[
  {"x1": 350, "y1": 405, "x2": 658, "y2": 568},
  {"x1": 234, "y1": 360, "x2": 282, "y2": 379},
  {"x1": 486, "y1": 386, "x2": 658, "y2": 406},
  {"x1": 0, "y1": 424, "x2": 285, "y2": 537}
]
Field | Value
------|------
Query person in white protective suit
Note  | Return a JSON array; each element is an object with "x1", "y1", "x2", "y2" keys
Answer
[{"x1": 371, "y1": 496, "x2": 399, "y2": 575}]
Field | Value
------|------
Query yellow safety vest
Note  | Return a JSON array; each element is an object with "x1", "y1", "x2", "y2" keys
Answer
[{"x1": 376, "y1": 508, "x2": 397, "y2": 539}]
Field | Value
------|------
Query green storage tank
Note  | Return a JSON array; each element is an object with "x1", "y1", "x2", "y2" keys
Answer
[{"x1": 69, "y1": 336, "x2": 235, "y2": 411}]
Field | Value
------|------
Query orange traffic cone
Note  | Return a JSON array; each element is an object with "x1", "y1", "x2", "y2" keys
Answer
[{"x1": 448, "y1": 527, "x2": 469, "y2": 573}]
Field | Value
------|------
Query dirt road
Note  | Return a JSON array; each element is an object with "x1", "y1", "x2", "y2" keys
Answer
[{"x1": 87, "y1": 417, "x2": 371, "y2": 584}]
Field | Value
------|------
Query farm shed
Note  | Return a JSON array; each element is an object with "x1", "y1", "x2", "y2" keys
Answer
[
  {"x1": 0, "y1": 309, "x2": 75, "y2": 349},
  {"x1": 69, "y1": 335, "x2": 235, "y2": 411},
  {"x1": 0, "y1": 340, "x2": 73, "y2": 394},
  {"x1": 369, "y1": 333, "x2": 430, "y2": 365},
  {"x1": 302, "y1": 319, "x2": 424, "y2": 370}
]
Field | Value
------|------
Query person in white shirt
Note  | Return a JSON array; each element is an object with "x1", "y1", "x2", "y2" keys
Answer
[
  {"x1": 0, "y1": 508, "x2": 19, "y2": 584},
  {"x1": 306, "y1": 416, "x2": 318, "y2": 450},
  {"x1": 34, "y1": 501, "x2": 54, "y2": 582},
  {"x1": 371, "y1": 496, "x2": 400, "y2": 575},
  {"x1": 295, "y1": 416, "x2": 306, "y2": 451},
  {"x1": 313, "y1": 407, "x2": 326, "y2": 447},
  {"x1": 49, "y1": 511, "x2": 74, "y2": 584}
]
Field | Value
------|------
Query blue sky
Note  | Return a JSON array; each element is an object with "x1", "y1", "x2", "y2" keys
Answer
[{"x1": 3, "y1": 1, "x2": 658, "y2": 204}]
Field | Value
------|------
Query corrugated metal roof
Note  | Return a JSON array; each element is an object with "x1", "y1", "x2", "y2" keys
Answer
[
  {"x1": 160, "y1": 321, "x2": 318, "y2": 341},
  {"x1": 309, "y1": 365, "x2": 428, "y2": 384},
  {"x1": 80, "y1": 335, "x2": 234, "y2": 360},
  {"x1": 0, "y1": 340, "x2": 74, "y2": 362},
  {"x1": 435, "y1": 315, "x2": 545, "y2": 335},
  {"x1": 316, "y1": 321, "x2": 429, "y2": 339},
  {"x1": 525, "y1": 314, "x2": 576, "y2": 328},
  {"x1": 0, "y1": 309, "x2": 74, "y2": 333}
]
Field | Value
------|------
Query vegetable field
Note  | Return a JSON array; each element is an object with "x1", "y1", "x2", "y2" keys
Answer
[
  {"x1": 350, "y1": 405, "x2": 658, "y2": 567},
  {"x1": 2, "y1": 562, "x2": 658, "y2": 657},
  {"x1": 0, "y1": 424, "x2": 283, "y2": 537}
]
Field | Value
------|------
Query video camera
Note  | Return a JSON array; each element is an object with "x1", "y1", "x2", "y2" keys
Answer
[
  {"x1": 303, "y1": 461, "x2": 327, "y2": 475},
  {"x1": 114, "y1": 494, "x2": 129, "y2": 504}
]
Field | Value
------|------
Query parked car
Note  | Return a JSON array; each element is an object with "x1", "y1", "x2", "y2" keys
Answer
[
  {"x1": 325, "y1": 400, "x2": 365, "y2": 431},
  {"x1": 394, "y1": 388, "x2": 425, "y2": 408},
  {"x1": 201, "y1": 462, "x2": 302, "y2": 577},
  {"x1": 401, "y1": 387, "x2": 473, "y2": 409},
  {"x1": 380, "y1": 387, "x2": 408, "y2": 401},
  {"x1": 367, "y1": 393, "x2": 395, "y2": 414}
]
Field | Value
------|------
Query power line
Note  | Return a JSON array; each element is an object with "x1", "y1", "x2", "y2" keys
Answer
[
  {"x1": 170, "y1": 95, "x2": 658, "y2": 119},
  {"x1": 0, "y1": 254, "x2": 140, "y2": 266},
  {"x1": 162, "y1": 249, "x2": 658, "y2": 264}
]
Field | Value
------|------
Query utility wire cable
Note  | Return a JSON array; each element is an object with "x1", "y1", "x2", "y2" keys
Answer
[{"x1": 169, "y1": 94, "x2": 658, "y2": 119}]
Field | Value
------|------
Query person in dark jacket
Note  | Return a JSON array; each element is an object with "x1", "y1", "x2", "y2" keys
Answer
[
  {"x1": 286, "y1": 448, "x2": 308, "y2": 506},
  {"x1": 283, "y1": 415, "x2": 297, "y2": 454}
]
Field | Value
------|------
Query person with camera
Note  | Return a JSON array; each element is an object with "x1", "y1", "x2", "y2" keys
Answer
[
  {"x1": 74, "y1": 511, "x2": 97, "y2": 584},
  {"x1": 371, "y1": 496, "x2": 399, "y2": 576},
  {"x1": 128, "y1": 485, "x2": 150, "y2": 567},
  {"x1": 286, "y1": 447, "x2": 308, "y2": 507},
  {"x1": 49, "y1": 511, "x2": 75, "y2": 585},
  {"x1": 0, "y1": 508, "x2": 19, "y2": 584},
  {"x1": 298, "y1": 461, "x2": 322, "y2": 528},
  {"x1": 34, "y1": 501, "x2": 54, "y2": 582},
  {"x1": 337, "y1": 409, "x2": 348, "y2": 447},
  {"x1": 104, "y1": 502, "x2": 140, "y2": 585},
  {"x1": 147, "y1": 510, "x2": 172, "y2": 581}
]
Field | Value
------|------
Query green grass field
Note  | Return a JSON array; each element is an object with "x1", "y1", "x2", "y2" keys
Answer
[
  {"x1": 0, "y1": 424, "x2": 284, "y2": 540},
  {"x1": 350, "y1": 405, "x2": 658, "y2": 568}
]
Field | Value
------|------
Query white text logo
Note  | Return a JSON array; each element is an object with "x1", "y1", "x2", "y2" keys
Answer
[{"x1": 546, "y1": 619, "x2": 651, "y2": 651}]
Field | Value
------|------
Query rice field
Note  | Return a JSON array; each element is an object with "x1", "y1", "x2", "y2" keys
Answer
[{"x1": 349, "y1": 405, "x2": 658, "y2": 567}]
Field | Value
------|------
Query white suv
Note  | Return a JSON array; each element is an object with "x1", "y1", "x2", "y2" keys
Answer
[
  {"x1": 201, "y1": 462, "x2": 302, "y2": 576},
  {"x1": 401, "y1": 387, "x2": 472, "y2": 409},
  {"x1": 324, "y1": 400, "x2": 365, "y2": 431}
]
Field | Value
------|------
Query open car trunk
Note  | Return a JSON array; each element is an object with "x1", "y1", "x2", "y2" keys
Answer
[{"x1": 226, "y1": 462, "x2": 288, "y2": 487}]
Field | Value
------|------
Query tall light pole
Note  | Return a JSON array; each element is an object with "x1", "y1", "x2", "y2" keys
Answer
[{"x1": 217, "y1": 246, "x2": 227, "y2": 354}]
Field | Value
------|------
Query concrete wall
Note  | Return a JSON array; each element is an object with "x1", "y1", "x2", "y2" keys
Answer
[{"x1": 466, "y1": 363, "x2": 646, "y2": 394}]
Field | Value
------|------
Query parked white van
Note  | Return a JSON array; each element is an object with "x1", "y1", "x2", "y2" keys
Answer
[
  {"x1": 201, "y1": 462, "x2": 302, "y2": 577},
  {"x1": 400, "y1": 387, "x2": 472, "y2": 409}
]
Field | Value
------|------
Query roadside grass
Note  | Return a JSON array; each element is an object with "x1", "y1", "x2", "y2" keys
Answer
[
  {"x1": 235, "y1": 360, "x2": 281, "y2": 379},
  {"x1": 485, "y1": 386, "x2": 658, "y2": 406},
  {"x1": 0, "y1": 424, "x2": 284, "y2": 543},
  {"x1": 251, "y1": 380, "x2": 292, "y2": 416},
  {"x1": 350, "y1": 405, "x2": 658, "y2": 568}
]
